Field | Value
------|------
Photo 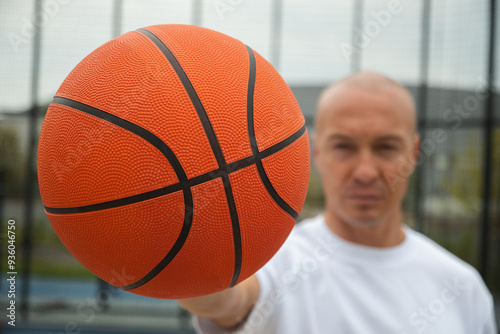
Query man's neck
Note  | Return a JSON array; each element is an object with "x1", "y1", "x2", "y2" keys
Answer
[{"x1": 324, "y1": 210, "x2": 405, "y2": 248}]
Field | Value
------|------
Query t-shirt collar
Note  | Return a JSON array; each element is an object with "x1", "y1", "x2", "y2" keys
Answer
[{"x1": 315, "y1": 214, "x2": 417, "y2": 266}]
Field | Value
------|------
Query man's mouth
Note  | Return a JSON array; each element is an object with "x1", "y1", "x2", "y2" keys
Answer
[{"x1": 347, "y1": 194, "x2": 382, "y2": 204}]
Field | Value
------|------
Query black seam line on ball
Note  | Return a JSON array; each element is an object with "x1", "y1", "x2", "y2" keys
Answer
[
  {"x1": 137, "y1": 28, "x2": 244, "y2": 289},
  {"x1": 121, "y1": 188, "x2": 193, "y2": 291},
  {"x1": 44, "y1": 183, "x2": 183, "y2": 214},
  {"x1": 256, "y1": 124, "x2": 306, "y2": 160},
  {"x1": 49, "y1": 97, "x2": 195, "y2": 291},
  {"x1": 43, "y1": 123, "x2": 307, "y2": 215},
  {"x1": 222, "y1": 173, "x2": 242, "y2": 288},
  {"x1": 51, "y1": 97, "x2": 188, "y2": 182},
  {"x1": 244, "y1": 46, "x2": 299, "y2": 220},
  {"x1": 136, "y1": 28, "x2": 227, "y2": 168},
  {"x1": 223, "y1": 44, "x2": 260, "y2": 288}
]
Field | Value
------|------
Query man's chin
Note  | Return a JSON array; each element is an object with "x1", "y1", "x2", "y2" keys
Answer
[
  {"x1": 330, "y1": 200, "x2": 390, "y2": 228},
  {"x1": 341, "y1": 212, "x2": 386, "y2": 227}
]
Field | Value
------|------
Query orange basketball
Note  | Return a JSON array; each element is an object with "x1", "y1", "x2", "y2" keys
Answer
[{"x1": 37, "y1": 24, "x2": 310, "y2": 299}]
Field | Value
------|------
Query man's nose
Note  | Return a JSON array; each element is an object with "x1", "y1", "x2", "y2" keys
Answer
[{"x1": 352, "y1": 150, "x2": 379, "y2": 185}]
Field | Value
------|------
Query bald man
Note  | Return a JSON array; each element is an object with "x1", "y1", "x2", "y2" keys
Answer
[{"x1": 178, "y1": 72, "x2": 497, "y2": 334}]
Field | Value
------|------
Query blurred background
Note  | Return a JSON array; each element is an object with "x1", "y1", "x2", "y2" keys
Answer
[{"x1": 0, "y1": 0, "x2": 499, "y2": 333}]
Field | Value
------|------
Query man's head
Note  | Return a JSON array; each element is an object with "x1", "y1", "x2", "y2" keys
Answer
[{"x1": 313, "y1": 71, "x2": 419, "y2": 229}]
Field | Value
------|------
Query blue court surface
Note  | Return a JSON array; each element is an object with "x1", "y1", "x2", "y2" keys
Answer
[
  {"x1": 2, "y1": 327, "x2": 195, "y2": 334},
  {"x1": 0, "y1": 276, "x2": 195, "y2": 333}
]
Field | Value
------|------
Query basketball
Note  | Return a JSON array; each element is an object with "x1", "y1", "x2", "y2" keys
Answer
[{"x1": 37, "y1": 24, "x2": 310, "y2": 299}]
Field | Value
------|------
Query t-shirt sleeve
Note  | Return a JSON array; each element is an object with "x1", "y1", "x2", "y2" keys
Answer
[
  {"x1": 232, "y1": 235, "x2": 299, "y2": 334},
  {"x1": 193, "y1": 316, "x2": 230, "y2": 334}
]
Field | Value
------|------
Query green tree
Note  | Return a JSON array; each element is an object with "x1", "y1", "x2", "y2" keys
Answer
[{"x1": 443, "y1": 129, "x2": 500, "y2": 292}]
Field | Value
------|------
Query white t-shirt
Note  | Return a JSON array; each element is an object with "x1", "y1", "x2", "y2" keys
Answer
[{"x1": 196, "y1": 215, "x2": 497, "y2": 334}]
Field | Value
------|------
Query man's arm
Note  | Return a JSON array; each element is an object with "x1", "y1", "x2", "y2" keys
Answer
[{"x1": 177, "y1": 275, "x2": 260, "y2": 329}]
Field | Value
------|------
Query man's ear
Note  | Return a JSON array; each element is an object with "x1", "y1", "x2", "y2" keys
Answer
[
  {"x1": 312, "y1": 132, "x2": 322, "y2": 174},
  {"x1": 412, "y1": 134, "x2": 420, "y2": 166}
]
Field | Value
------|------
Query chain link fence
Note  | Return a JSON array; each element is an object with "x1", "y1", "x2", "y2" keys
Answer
[{"x1": 0, "y1": 0, "x2": 499, "y2": 332}]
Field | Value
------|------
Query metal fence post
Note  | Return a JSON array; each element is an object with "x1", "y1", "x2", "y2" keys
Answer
[
  {"x1": 414, "y1": 0, "x2": 432, "y2": 233},
  {"x1": 192, "y1": 0, "x2": 202, "y2": 27},
  {"x1": 350, "y1": 0, "x2": 363, "y2": 73},
  {"x1": 20, "y1": 0, "x2": 43, "y2": 322},
  {"x1": 270, "y1": 0, "x2": 283, "y2": 72},
  {"x1": 478, "y1": 0, "x2": 497, "y2": 284},
  {"x1": 112, "y1": 0, "x2": 123, "y2": 38}
]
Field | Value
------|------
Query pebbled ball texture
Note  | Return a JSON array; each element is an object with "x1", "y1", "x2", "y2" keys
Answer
[{"x1": 37, "y1": 24, "x2": 310, "y2": 299}]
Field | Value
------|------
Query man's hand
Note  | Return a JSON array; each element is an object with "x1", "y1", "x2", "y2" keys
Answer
[{"x1": 177, "y1": 275, "x2": 259, "y2": 329}]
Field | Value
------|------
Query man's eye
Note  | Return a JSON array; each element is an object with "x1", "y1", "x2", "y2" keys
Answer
[
  {"x1": 378, "y1": 144, "x2": 396, "y2": 151},
  {"x1": 333, "y1": 144, "x2": 353, "y2": 150},
  {"x1": 376, "y1": 144, "x2": 400, "y2": 158}
]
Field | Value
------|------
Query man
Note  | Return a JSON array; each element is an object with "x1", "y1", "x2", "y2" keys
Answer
[{"x1": 178, "y1": 72, "x2": 497, "y2": 333}]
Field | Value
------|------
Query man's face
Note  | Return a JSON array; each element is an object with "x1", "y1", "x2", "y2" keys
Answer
[{"x1": 314, "y1": 85, "x2": 419, "y2": 227}]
